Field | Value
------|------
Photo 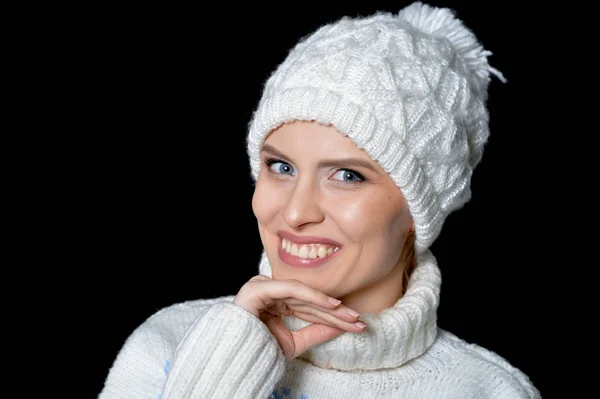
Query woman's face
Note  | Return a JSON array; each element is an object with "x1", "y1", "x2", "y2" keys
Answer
[{"x1": 252, "y1": 120, "x2": 413, "y2": 313}]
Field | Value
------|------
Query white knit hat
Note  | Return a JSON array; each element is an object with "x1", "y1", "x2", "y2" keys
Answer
[{"x1": 246, "y1": 2, "x2": 505, "y2": 254}]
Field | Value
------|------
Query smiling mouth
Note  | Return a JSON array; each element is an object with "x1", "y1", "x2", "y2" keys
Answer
[{"x1": 280, "y1": 238, "x2": 340, "y2": 260}]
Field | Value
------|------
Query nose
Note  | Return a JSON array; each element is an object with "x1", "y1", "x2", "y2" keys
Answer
[{"x1": 282, "y1": 178, "x2": 325, "y2": 229}]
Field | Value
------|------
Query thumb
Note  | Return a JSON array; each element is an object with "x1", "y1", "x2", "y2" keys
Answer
[
  {"x1": 290, "y1": 324, "x2": 344, "y2": 359},
  {"x1": 266, "y1": 316, "x2": 344, "y2": 360}
]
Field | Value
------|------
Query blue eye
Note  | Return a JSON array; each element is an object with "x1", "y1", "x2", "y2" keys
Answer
[
  {"x1": 332, "y1": 169, "x2": 364, "y2": 183},
  {"x1": 268, "y1": 160, "x2": 295, "y2": 176}
]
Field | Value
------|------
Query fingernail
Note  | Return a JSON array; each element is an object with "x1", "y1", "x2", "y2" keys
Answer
[
  {"x1": 354, "y1": 321, "x2": 367, "y2": 329},
  {"x1": 328, "y1": 297, "x2": 342, "y2": 306},
  {"x1": 347, "y1": 308, "x2": 360, "y2": 317}
]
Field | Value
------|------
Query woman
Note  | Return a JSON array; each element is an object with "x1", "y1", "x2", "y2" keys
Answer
[{"x1": 99, "y1": 2, "x2": 540, "y2": 398}]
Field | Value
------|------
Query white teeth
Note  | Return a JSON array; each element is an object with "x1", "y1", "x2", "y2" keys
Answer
[
  {"x1": 298, "y1": 245, "x2": 309, "y2": 258},
  {"x1": 317, "y1": 246, "x2": 327, "y2": 258},
  {"x1": 280, "y1": 238, "x2": 339, "y2": 259}
]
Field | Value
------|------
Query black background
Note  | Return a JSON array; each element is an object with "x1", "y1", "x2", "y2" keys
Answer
[{"x1": 50, "y1": 1, "x2": 570, "y2": 397}]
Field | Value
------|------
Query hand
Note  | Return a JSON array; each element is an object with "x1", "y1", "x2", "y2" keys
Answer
[{"x1": 233, "y1": 275, "x2": 367, "y2": 359}]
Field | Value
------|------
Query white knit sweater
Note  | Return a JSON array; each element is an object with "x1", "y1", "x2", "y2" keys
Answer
[{"x1": 98, "y1": 251, "x2": 540, "y2": 398}]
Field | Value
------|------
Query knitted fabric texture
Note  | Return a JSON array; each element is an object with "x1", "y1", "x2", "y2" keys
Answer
[
  {"x1": 98, "y1": 252, "x2": 541, "y2": 398},
  {"x1": 246, "y1": 1, "x2": 506, "y2": 253}
]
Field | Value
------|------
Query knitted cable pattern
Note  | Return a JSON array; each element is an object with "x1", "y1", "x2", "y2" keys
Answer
[{"x1": 247, "y1": 2, "x2": 506, "y2": 253}]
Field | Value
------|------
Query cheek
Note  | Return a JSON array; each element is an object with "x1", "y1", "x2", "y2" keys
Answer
[
  {"x1": 330, "y1": 194, "x2": 408, "y2": 239},
  {"x1": 252, "y1": 177, "x2": 282, "y2": 225},
  {"x1": 329, "y1": 192, "x2": 411, "y2": 268},
  {"x1": 385, "y1": 205, "x2": 412, "y2": 253}
]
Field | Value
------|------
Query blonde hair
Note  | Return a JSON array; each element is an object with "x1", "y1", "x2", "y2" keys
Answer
[{"x1": 401, "y1": 228, "x2": 417, "y2": 296}]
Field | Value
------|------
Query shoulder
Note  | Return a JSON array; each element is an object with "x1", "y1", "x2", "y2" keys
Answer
[{"x1": 428, "y1": 328, "x2": 541, "y2": 398}]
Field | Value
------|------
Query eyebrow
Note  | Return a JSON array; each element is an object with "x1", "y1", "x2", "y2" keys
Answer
[{"x1": 261, "y1": 143, "x2": 380, "y2": 174}]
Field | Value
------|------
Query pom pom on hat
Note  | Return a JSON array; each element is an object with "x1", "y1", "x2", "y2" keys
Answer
[
  {"x1": 246, "y1": 2, "x2": 505, "y2": 254},
  {"x1": 398, "y1": 1, "x2": 506, "y2": 94}
]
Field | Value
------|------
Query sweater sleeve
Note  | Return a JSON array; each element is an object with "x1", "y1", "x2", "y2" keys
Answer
[{"x1": 98, "y1": 300, "x2": 286, "y2": 399}]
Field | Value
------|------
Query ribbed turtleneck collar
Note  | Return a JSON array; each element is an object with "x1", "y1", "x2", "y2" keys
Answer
[{"x1": 258, "y1": 250, "x2": 441, "y2": 371}]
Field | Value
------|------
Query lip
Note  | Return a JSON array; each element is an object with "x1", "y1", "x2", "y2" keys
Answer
[
  {"x1": 277, "y1": 231, "x2": 342, "y2": 268},
  {"x1": 278, "y1": 231, "x2": 342, "y2": 247}
]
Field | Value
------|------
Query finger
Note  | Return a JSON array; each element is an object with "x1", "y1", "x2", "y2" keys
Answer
[
  {"x1": 289, "y1": 323, "x2": 345, "y2": 359},
  {"x1": 284, "y1": 300, "x2": 360, "y2": 323},
  {"x1": 233, "y1": 276, "x2": 278, "y2": 316},
  {"x1": 249, "y1": 275, "x2": 271, "y2": 282},
  {"x1": 263, "y1": 307, "x2": 281, "y2": 318},
  {"x1": 292, "y1": 310, "x2": 367, "y2": 333},
  {"x1": 251, "y1": 279, "x2": 342, "y2": 310},
  {"x1": 265, "y1": 315, "x2": 295, "y2": 359},
  {"x1": 264, "y1": 300, "x2": 292, "y2": 317},
  {"x1": 275, "y1": 299, "x2": 293, "y2": 315},
  {"x1": 265, "y1": 316, "x2": 346, "y2": 360}
]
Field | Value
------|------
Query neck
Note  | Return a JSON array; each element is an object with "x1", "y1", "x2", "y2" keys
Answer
[
  {"x1": 339, "y1": 257, "x2": 406, "y2": 314},
  {"x1": 269, "y1": 249, "x2": 442, "y2": 370}
]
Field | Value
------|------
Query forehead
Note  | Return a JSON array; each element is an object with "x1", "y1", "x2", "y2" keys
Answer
[{"x1": 263, "y1": 120, "x2": 372, "y2": 161}]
